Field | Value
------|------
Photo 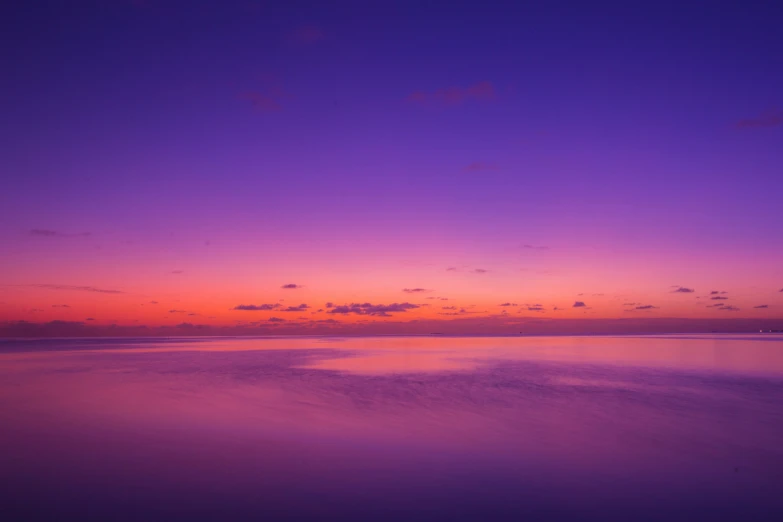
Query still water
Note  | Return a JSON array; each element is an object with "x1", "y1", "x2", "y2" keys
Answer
[{"x1": 1, "y1": 334, "x2": 782, "y2": 521}]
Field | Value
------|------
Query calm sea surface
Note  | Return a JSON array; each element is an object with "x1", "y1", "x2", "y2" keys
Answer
[{"x1": 1, "y1": 334, "x2": 782, "y2": 521}]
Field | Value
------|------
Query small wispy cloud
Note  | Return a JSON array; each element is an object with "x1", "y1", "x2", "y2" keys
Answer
[
  {"x1": 29, "y1": 229, "x2": 91, "y2": 238},
  {"x1": 498, "y1": 303, "x2": 517, "y2": 307},
  {"x1": 406, "y1": 81, "x2": 496, "y2": 106},
  {"x1": 239, "y1": 91, "x2": 282, "y2": 112},
  {"x1": 280, "y1": 304, "x2": 310, "y2": 312},
  {"x1": 233, "y1": 304, "x2": 280, "y2": 311},
  {"x1": 754, "y1": 305, "x2": 769, "y2": 309},
  {"x1": 149, "y1": 301, "x2": 159, "y2": 305},
  {"x1": 268, "y1": 317, "x2": 286, "y2": 323},
  {"x1": 168, "y1": 309, "x2": 186, "y2": 313},
  {"x1": 672, "y1": 287, "x2": 695, "y2": 293},
  {"x1": 718, "y1": 305, "x2": 740, "y2": 311},
  {"x1": 281, "y1": 283, "x2": 302, "y2": 289},
  {"x1": 289, "y1": 25, "x2": 325, "y2": 45},
  {"x1": 472, "y1": 268, "x2": 488, "y2": 274},
  {"x1": 51, "y1": 304, "x2": 70, "y2": 308},
  {"x1": 710, "y1": 296, "x2": 728, "y2": 300},
  {"x1": 446, "y1": 267, "x2": 458, "y2": 272},
  {"x1": 328, "y1": 302, "x2": 419, "y2": 316},
  {"x1": 402, "y1": 288, "x2": 431, "y2": 294},
  {"x1": 522, "y1": 244, "x2": 549, "y2": 250},
  {"x1": 573, "y1": 301, "x2": 586, "y2": 308},
  {"x1": 27, "y1": 284, "x2": 124, "y2": 294},
  {"x1": 736, "y1": 108, "x2": 783, "y2": 129},
  {"x1": 635, "y1": 305, "x2": 658, "y2": 310},
  {"x1": 171, "y1": 270, "x2": 184, "y2": 274},
  {"x1": 526, "y1": 306, "x2": 544, "y2": 312}
]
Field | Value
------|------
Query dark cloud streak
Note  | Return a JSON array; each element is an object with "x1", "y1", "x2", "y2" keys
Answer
[{"x1": 27, "y1": 284, "x2": 124, "y2": 294}]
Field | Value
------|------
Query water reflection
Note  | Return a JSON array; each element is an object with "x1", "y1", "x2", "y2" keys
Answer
[{"x1": 1, "y1": 335, "x2": 782, "y2": 521}]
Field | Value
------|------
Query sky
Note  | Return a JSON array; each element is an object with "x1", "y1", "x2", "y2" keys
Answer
[{"x1": 1, "y1": 0, "x2": 782, "y2": 336}]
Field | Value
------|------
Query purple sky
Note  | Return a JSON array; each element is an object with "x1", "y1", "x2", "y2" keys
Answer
[{"x1": 0, "y1": 1, "x2": 781, "y2": 335}]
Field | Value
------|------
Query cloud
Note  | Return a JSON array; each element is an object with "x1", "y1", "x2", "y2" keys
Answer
[
  {"x1": 522, "y1": 244, "x2": 549, "y2": 250},
  {"x1": 85, "y1": 317, "x2": 94, "y2": 321},
  {"x1": 498, "y1": 303, "x2": 517, "y2": 307},
  {"x1": 719, "y1": 306, "x2": 740, "y2": 311},
  {"x1": 171, "y1": 270, "x2": 184, "y2": 274},
  {"x1": 526, "y1": 306, "x2": 544, "y2": 312},
  {"x1": 438, "y1": 307, "x2": 485, "y2": 316},
  {"x1": 290, "y1": 25, "x2": 324, "y2": 45},
  {"x1": 672, "y1": 287, "x2": 695, "y2": 293},
  {"x1": 780, "y1": 288, "x2": 783, "y2": 292},
  {"x1": 233, "y1": 304, "x2": 280, "y2": 311},
  {"x1": 29, "y1": 229, "x2": 90, "y2": 238},
  {"x1": 710, "y1": 296, "x2": 728, "y2": 300},
  {"x1": 463, "y1": 162, "x2": 499, "y2": 172},
  {"x1": 325, "y1": 302, "x2": 335, "y2": 308},
  {"x1": 149, "y1": 301, "x2": 159, "y2": 304},
  {"x1": 406, "y1": 81, "x2": 496, "y2": 106},
  {"x1": 754, "y1": 305, "x2": 769, "y2": 309},
  {"x1": 406, "y1": 91, "x2": 428, "y2": 103},
  {"x1": 402, "y1": 288, "x2": 431, "y2": 294},
  {"x1": 635, "y1": 305, "x2": 658, "y2": 310},
  {"x1": 281, "y1": 283, "x2": 302, "y2": 289},
  {"x1": 168, "y1": 309, "x2": 186, "y2": 313},
  {"x1": 27, "y1": 284, "x2": 124, "y2": 294},
  {"x1": 239, "y1": 91, "x2": 282, "y2": 112},
  {"x1": 268, "y1": 317, "x2": 286, "y2": 323},
  {"x1": 472, "y1": 268, "x2": 488, "y2": 274},
  {"x1": 446, "y1": 267, "x2": 458, "y2": 271},
  {"x1": 328, "y1": 302, "x2": 420, "y2": 316},
  {"x1": 51, "y1": 304, "x2": 70, "y2": 308},
  {"x1": 280, "y1": 304, "x2": 310, "y2": 312},
  {"x1": 736, "y1": 109, "x2": 783, "y2": 129},
  {"x1": 623, "y1": 302, "x2": 639, "y2": 306},
  {"x1": 29, "y1": 229, "x2": 59, "y2": 237},
  {"x1": 573, "y1": 301, "x2": 586, "y2": 308}
]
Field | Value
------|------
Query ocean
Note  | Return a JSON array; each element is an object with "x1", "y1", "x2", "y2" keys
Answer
[{"x1": 1, "y1": 334, "x2": 782, "y2": 521}]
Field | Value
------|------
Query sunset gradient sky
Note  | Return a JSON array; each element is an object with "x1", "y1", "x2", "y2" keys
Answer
[{"x1": 1, "y1": 1, "x2": 782, "y2": 336}]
